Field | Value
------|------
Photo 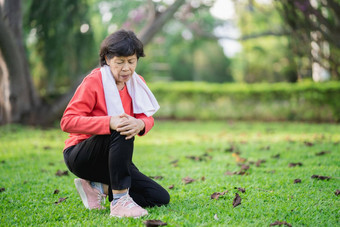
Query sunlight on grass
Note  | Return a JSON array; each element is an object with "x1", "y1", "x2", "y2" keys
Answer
[{"x1": 0, "y1": 121, "x2": 339, "y2": 226}]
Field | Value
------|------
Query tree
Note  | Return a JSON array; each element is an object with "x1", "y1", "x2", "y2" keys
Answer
[
  {"x1": 0, "y1": 0, "x2": 187, "y2": 125},
  {"x1": 275, "y1": 0, "x2": 340, "y2": 81},
  {"x1": 0, "y1": 0, "x2": 40, "y2": 124}
]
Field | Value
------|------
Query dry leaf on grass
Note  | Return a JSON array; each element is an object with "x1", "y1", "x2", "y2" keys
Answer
[
  {"x1": 255, "y1": 159, "x2": 266, "y2": 167},
  {"x1": 271, "y1": 154, "x2": 280, "y2": 159},
  {"x1": 232, "y1": 153, "x2": 247, "y2": 163},
  {"x1": 53, "y1": 189, "x2": 60, "y2": 194},
  {"x1": 311, "y1": 175, "x2": 331, "y2": 180},
  {"x1": 143, "y1": 219, "x2": 167, "y2": 226},
  {"x1": 235, "y1": 187, "x2": 246, "y2": 193},
  {"x1": 315, "y1": 151, "x2": 331, "y2": 156},
  {"x1": 270, "y1": 220, "x2": 292, "y2": 226},
  {"x1": 294, "y1": 179, "x2": 301, "y2": 184},
  {"x1": 289, "y1": 162, "x2": 303, "y2": 167},
  {"x1": 186, "y1": 153, "x2": 212, "y2": 162},
  {"x1": 304, "y1": 141, "x2": 314, "y2": 146},
  {"x1": 233, "y1": 193, "x2": 241, "y2": 208},
  {"x1": 182, "y1": 176, "x2": 196, "y2": 184},
  {"x1": 335, "y1": 190, "x2": 340, "y2": 196},
  {"x1": 55, "y1": 170, "x2": 68, "y2": 176},
  {"x1": 211, "y1": 191, "x2": 228, "y2": 200},
  {"x1": 0, "y1": 187, "x2": 5, "y2": 193},
  {"x1": 54, "y1": 197, "x2": 68, "y2": 204},
  {"x1": 168, "y1": 184, "x2": 174, "y2": 189}
]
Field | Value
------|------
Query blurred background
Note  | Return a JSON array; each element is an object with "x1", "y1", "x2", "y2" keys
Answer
[{"x1": 1, "y1": 0, "x2": 339, "y2": 125}]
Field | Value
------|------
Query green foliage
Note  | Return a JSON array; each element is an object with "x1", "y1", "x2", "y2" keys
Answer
[
  {"x1": 24, "y1": 0, "x2": 96, "y2": 94},
  {"x1": 0, "y1": 122, "x2": 339, "y2": 226},
  {"x1": 149, "y1": 81, "x2": 340, "y2": 122},
  {"x1": 233, "y1": 1, "x2": 298, "y2": 83}
]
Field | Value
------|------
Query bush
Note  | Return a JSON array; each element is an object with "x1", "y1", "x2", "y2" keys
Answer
[{"x1": 149, "y1": 81, "x2": 340, "y2": 122}]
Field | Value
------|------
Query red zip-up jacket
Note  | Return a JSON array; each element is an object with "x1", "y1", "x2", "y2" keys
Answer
[{"x1": 60, "y1": 68, "x2": 154, "y2": 150}]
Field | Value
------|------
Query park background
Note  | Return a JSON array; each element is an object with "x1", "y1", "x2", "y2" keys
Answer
[{"x1": 0, "y1": 0, "x2": 339, "y2": 226}]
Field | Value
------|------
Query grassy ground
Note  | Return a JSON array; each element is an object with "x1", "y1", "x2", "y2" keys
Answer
[{"x1": 0, "y1": 121, "x2": 339, "y2": 226}]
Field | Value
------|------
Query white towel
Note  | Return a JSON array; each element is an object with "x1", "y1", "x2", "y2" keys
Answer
[{"x1": 101, "y1": 65, "x2": 159, "y2": 117}]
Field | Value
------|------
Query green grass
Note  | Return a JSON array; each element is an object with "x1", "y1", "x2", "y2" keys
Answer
[{"x1": 0, "y1": 121, "x2": 339, "y2": 226}]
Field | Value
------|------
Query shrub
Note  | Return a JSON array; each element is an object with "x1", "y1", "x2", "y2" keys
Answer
[{"x1": 149, "y1": 81, "x2": 340, "y2": 122}]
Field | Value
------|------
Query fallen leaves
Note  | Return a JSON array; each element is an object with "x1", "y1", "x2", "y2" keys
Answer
[
  {"x1": 210, "y1": 191, "x2": 228, "y2": 200},
  {"x1": 232, "y1": 153, "x2": 247, "y2": 163},
  {"x1": 335, "y1": 190, "x2": 340, "y2": 196},
  {"x1": 294, "y1": 179, "x2": 301, "y2": 184},
  {"x1": 311, "y1": 175, "x2": 331, "y2": 180},
  {"x1": 289, "y1": 162, "x2": 303, "y2": 167},
  {"x1": 168, "y1": 184, "x2": 174, "y2": 189},
  {"x1": 304, "y1": 141, "x2": 314, "y2": 147},
  {"x1": 232, "y1": 193, "x2": 242, "y2": 208},
  {"x1": 235, "y1": 187, "x2": 246, "y2": 193},
  {"x1": 54, "y1": 197, "x2": 68, "y2": 204},
  {"x1": 271, "y1": 154, "x2": 280, "y2": 159},
  {"x1": 182, "y1": 176, "x2": 196, "y2": 184},
  {"x1": 270, "y1": 220, "x2": 292, "y2": 227},
  {"x1": 169, "y1": 159, "x2": 178, "y2": 167},
  {"x1": 315, "y1": 151, "x2": 331, "y2": 156},
  {"x1": 55, "y1": 170, "x2": 68, "y2": 177},
  {"x1": 0, "y1": 187, "x2": 5, "y2": 193},
  {"x1": 255, "y1": 159, "x2": 266, "y2": 167},
  {"x1": 186, "y1": 153, "x2": 212, "y2": 162},
  {"x1": 143, "y1": 220, "x2": 167, "y2": 226},
  {"x1": 53, "y1": 189, "x2": 60, "y2": 194}
]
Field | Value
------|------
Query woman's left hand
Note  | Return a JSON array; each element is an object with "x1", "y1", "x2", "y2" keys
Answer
[{"x1": 116, "y1": 113, "x2": 145, "y2": 140}]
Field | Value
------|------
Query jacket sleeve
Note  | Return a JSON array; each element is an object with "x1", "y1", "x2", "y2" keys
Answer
[
  {"x1": 60, "y1": 76, "x2": 111, "y2": 135},
  {"x1": 135, "y1": 113, "x2": 154, "y2": 136}
]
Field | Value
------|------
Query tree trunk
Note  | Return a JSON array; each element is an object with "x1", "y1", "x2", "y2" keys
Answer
[{"x1": 0, "y1": 0, "x2": 40, "y2": 124}]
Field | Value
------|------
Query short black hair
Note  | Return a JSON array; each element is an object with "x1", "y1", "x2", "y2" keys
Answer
[{"x1": 99, "y1": 29, "x2": 145, "y2": 66}]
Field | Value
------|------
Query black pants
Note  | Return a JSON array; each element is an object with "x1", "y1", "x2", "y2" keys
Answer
[{"x1": 63, "y1": 130, "x2": 170, "y2": 208}]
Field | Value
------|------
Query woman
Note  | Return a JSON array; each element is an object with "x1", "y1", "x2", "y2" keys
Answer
[{"x1": 60, "y1": 29, "x2": 170, "y2": 218}]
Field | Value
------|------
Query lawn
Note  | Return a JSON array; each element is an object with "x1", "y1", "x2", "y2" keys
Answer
[{"x1": 0, "y1": 121, "x2": 339, "y2": 226}]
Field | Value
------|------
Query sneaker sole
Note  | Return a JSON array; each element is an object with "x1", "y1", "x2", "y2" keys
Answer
[
  {"x1": 74, "y1": 178, "x2": 89, "y2": 209},
  {"x1": 110, "y1": 213, "x2": 148, "y2": 219}
]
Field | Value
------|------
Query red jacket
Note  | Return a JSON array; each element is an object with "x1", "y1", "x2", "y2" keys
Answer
[{"x1": 60, "y1": 68, "x2": 154, "y2": 150}]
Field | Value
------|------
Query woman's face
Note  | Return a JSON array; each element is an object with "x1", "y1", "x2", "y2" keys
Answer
[{"x1": 106, "y1": 54, "x2": 138, "y2": 88}]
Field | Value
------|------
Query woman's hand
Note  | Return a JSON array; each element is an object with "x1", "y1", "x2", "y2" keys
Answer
[
  {"x1": 110, "y1": 115, "x2": 127, "y2": 131},
  {"x1": 116, "y1": 113, "x2": 145, "y2": 140}
]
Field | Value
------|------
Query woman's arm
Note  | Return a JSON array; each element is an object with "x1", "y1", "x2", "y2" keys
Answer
[{"x1": 60, "y1": 76, "x2": 111, "y2": 135}]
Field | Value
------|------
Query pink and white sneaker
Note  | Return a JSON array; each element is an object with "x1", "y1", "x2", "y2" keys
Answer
[
  {"x1": 74, "y1": 178, "x2": 106, "y2": 210},
  {"x1": 110, "y1": 194, "x2": 148, "y2": 218}
]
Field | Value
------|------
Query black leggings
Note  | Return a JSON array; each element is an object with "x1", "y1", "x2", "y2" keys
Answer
[{"x1": 63, "y1": 130, "x2": 170, "y2": 207}]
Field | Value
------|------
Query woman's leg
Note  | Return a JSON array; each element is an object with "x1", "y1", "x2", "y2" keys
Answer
[
  {"x1": 63, "y1": 131, "x2": 134, "y2": 201},
  {"x1": 129, "y1": 163, "x2": 170, "y2": 208}
]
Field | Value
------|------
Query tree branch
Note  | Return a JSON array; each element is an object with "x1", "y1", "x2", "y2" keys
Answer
[{"x1": 138, "y1": 0, "x2": 186, "y2": 45}]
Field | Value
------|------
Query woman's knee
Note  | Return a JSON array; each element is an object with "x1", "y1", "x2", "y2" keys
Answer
[{"x1": 155, "y1": 188, "x2": 170, "y2": 206}]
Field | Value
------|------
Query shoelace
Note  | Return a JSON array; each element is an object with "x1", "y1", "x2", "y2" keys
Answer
[
  {"x1": 119, "y1": 195, "x2": 138, "y2": 209},
  {"x1": 97, "y1": 193, "x2": 106, "y2": 205}
]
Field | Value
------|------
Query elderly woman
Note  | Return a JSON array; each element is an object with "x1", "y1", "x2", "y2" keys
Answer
[{"x1": 60, "y1": 29, "x2": 169, "y2": 218}]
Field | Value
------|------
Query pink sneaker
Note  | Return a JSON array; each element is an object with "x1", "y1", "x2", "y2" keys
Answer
[
  {"x1": 74, "y1": 178, "x2": 106, "y2": 210},
  {"x1": 110, "y1": 194, "x2": 148, "y2": 218}
]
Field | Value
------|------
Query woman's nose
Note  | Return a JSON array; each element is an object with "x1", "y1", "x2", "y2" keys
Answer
[{"x1": 122, "y1": 63, "x2": 129, "y2": 71}]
